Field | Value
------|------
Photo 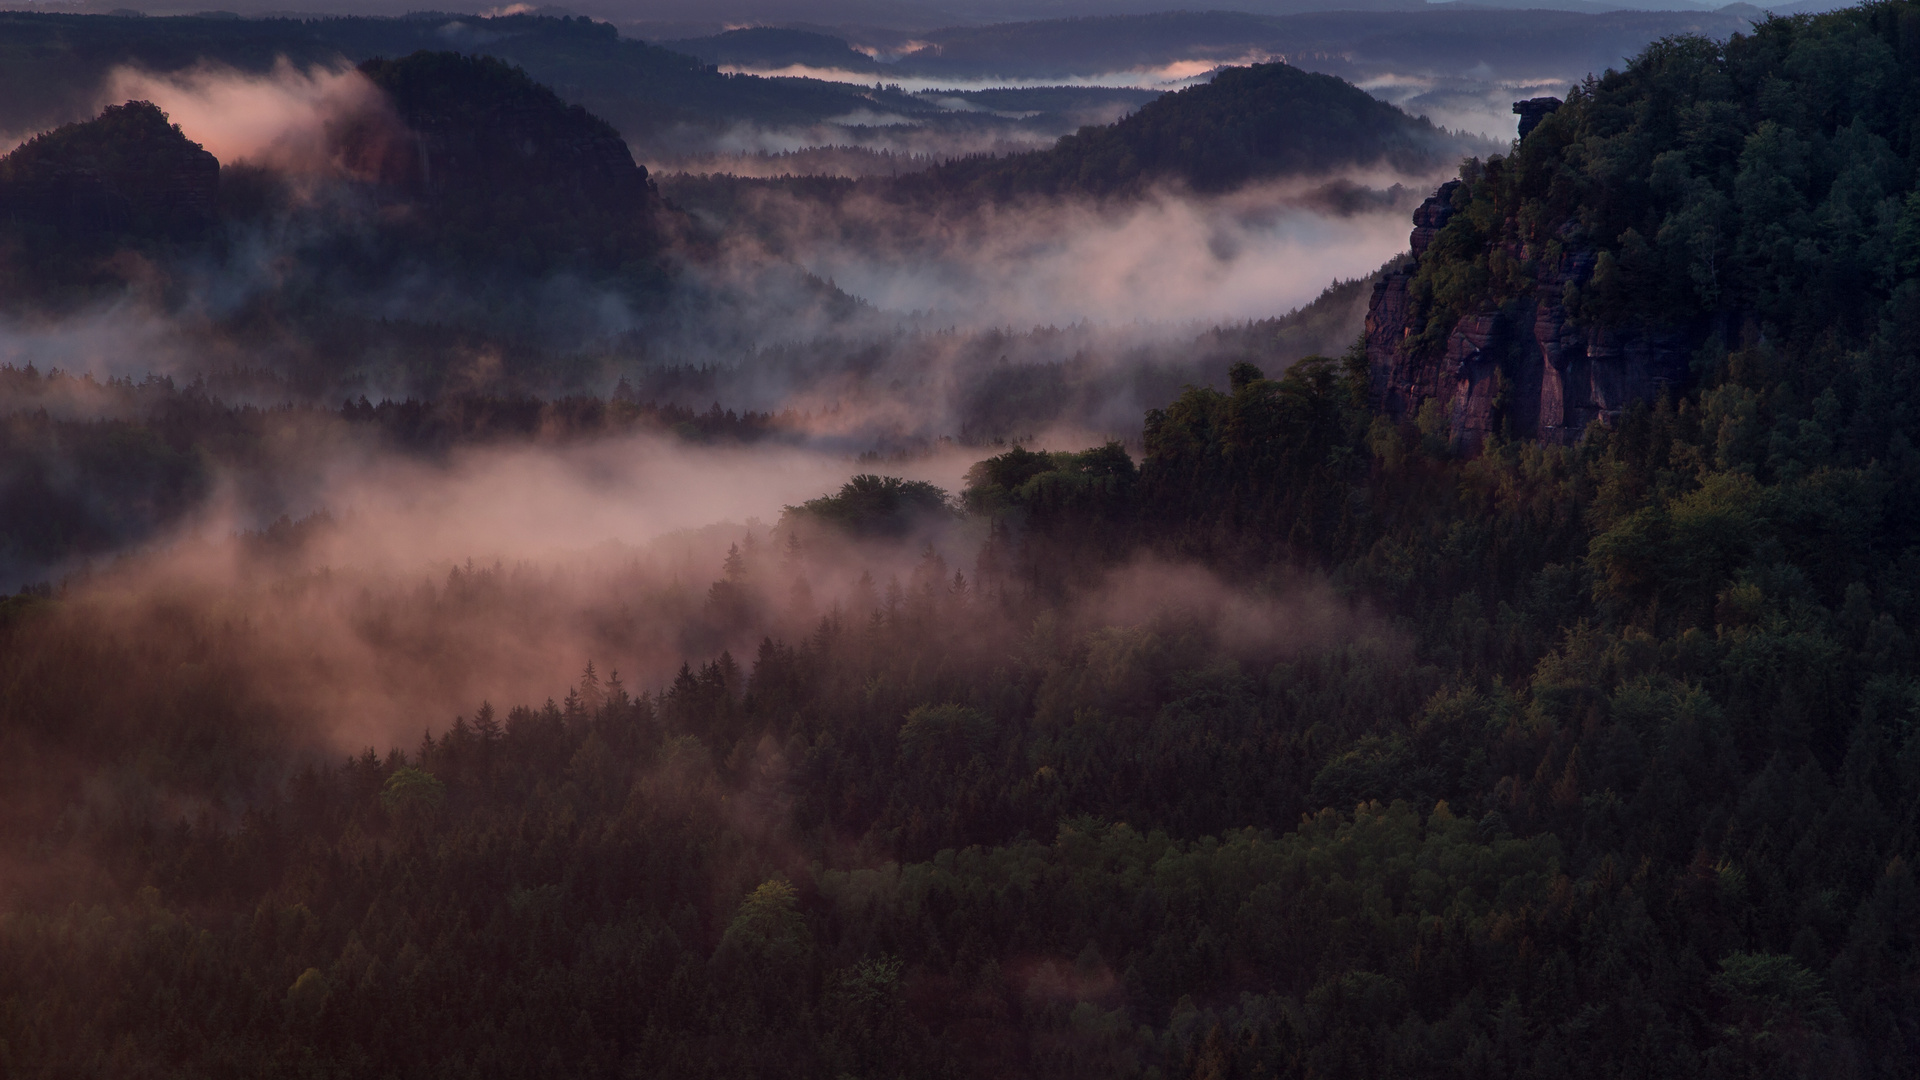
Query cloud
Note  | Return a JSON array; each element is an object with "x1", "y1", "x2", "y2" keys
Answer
[
  {"x1": 99, "y1": 59, "x2": 389, "y2": 174},
  {"x1": 1081, "y1": 556, "x2": 1392, "y2": 659},
  {"x1": 714, "y1": 59, "x2": 1252, "y2": 94},
  {"x1": 1355, "y1": 72, "x2": 1572, "y2": 141},
  {"x1": 23, "y1": 420, "x2": 982, "y2": 750},
  {"x1": 684, "y1": 172, "x2": 1428, "y2": 329}
]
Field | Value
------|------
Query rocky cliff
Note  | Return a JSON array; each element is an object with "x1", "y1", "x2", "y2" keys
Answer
[
  {"x1": 1366, "y1": 179, "x2": 1692, "y2": 448},
  {"x1": 0, "y1": 100, "x2": 218, "y2": 239}
]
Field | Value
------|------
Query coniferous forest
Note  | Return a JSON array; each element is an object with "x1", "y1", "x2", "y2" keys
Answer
[{"x1": 3, "y1": 3, "x2": 1920, "y2": 1079}]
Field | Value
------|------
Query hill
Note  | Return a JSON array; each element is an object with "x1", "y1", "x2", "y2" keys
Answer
[
  {"x1": 797, "y1": 8, "x2": 1766, "y2": 84},
  {"x1": 0, "y1": 12, "x2": 941, "y2": 156},
  {"x1": 667, "y1": 26, "x2": 890, "y2": 74},
  {"x1": 0, "y1": 99, "x2": 217, "y2": 243},
  {"x1": 1368, "y1": 3, "x2": 1920, "y2": 447},
  {"x1": 902, "y1": 61, "x2": 1468, "y2": 200},
  {"x1": 0, "y1": 52, "x2": 699, "y2": 394}
]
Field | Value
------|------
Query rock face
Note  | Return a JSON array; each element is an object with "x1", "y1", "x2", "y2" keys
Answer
[
  {"x1": 1366, "y1": 182, "x2": 1691, "y2": 447},
  {"x1": 0, "y1": 101, "x2": 218, "y2": 238},
  {"x1": 1512, "y1": 97, "x2": 1562, "y2": 140}
]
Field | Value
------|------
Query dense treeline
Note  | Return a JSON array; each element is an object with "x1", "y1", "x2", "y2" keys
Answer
[
  {"x1": 0, "y1": 260, "x2": 1369, "y2": 586},
  {"x1": 6, "y1": 325, "x2": 1920, "y2": 1076},
  {"x1": 1407, "y1": 3, "x2": 1920, "y2": 354},
  {"x1": 5, "y1": 6, "x2": 1920, "y2": 1079}
]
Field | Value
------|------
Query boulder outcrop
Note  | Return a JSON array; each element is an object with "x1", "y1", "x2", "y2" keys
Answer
[
  {"x1": 1366, "y1": 182, "x2": 1691, "y2": 448},
  {"x1": 1512, "y1": 97, "x2": 1561, "y2": 140}
]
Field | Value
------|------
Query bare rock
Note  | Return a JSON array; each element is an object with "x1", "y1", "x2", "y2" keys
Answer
[
  {"x1": 1366, "y1": 181, "x2": 1693, "y2": 449},
  {"x1": 1512, "y1": 97, "x2": 1562, "y2": 140}
]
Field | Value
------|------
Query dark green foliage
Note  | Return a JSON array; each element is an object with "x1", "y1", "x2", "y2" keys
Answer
[
  {"x1": 786, "y1": 474, "x2": 954, "y2": 538},
  {"x1": 7, "y1": 6, "x2": 1920, "y2": 1078},
  {"x1": 1405, "y1": 4, "x2": 1920, "y2": 352}
]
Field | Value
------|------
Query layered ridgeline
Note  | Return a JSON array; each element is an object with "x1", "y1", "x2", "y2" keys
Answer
[
  {"x1": 0, "y1": 51, "x2": 682, "y2": 389},
  {"x1": 1, "y1": 52, "x2": 665, "y2": 272},
  {"x1": 663, "y1": 56, "x2": 1476, "y2": 214},
  {"x1": 899, "y1": 61, "x2": 1469, "y2": 200},
  {"x1": 0, "y1": 11, "x2": 942, "y2": 154},
  {"x1": 1368, "y1": 5, "x2": 1920, "y2": 447}
]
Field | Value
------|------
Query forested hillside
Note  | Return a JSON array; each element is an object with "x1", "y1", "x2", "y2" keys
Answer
[
  {"x1": 1371, "y1": 1, "x2": 1920, "y2": 447},
  {"x1": 902, "y1": 61, "x2": 1463, "y2": 200},
  {"x1": 3, "y1": 4, "x2": 1920, "y2": 1079}
]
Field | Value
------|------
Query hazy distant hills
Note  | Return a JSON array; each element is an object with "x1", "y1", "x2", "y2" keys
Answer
[
  {"x1": 0, "y1": 12, "x2": 945, "y2": 155},
  {"x1": 619, "y1": 0, "x2": 1810, "y2": 37},
  {"x1": 678, "y1": 7, "x2": 1770, "y2": 83},
  {"x1": 0, "y1": 48, "x2": 696, "y2": 391},
  {"x1": 0, "y1": 4, "x2": 1806, "y2": 166},
  {"x1": 668, "y1": 26, "x2": 894, "y2": 74},
  {"x1": 905, "y1": 60, "x2": 1467, "y2": 199}
]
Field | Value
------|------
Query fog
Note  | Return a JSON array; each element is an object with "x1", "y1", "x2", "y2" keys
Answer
[
  {"x1": 100, "y1": 60, "x2": 384, "y2": 173},
  {"x1": 1357, "y1": 72, "x2": 1574, "y2": 144},
  {"x1": 713, "y1": 58, "x2": 1238, "y2": 94},
  {"x1": 32, "y1": 425, "x2": 969, "y2": 748},
  {"x1": 759, "y1": 179, "x2": 1418, "y2": 327},
  {"x1": 25, "y1": 416, "x2": 1384, "y2": 760},
  {"x1": 2, "y1": 37, "x2": 1430, "y2": 768},
  {"x1": 1, "y1": 52, "x2": 1423, "y2": 432}
]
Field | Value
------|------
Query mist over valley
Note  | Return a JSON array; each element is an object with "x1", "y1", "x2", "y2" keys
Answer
[{"x1": 3, "y1": 3, "x2": 1920, "y2": 1077}]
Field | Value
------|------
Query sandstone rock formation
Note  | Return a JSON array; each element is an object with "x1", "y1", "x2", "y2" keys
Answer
[
  {"x1": 0, "y1": 100, "x2": 218, "y2": 238},
  {"x1": 1366, "y1": 181, "x2": 1691, "y2": 448},
  {"x1": 1512, "y1": 97, "x2": 1562, "y2": 140}
]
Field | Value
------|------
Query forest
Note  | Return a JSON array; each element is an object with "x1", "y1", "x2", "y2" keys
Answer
[{"x1": 2, "y1": 2, "x2": 1920, "y2": 1078}]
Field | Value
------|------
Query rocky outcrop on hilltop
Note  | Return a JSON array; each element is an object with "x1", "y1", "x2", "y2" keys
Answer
[
  {"x1": 1512, "y1": 97, "x2": 1561, "y2": 139},
  {"x1": 0, "y1": 101, "x2": 218, "y2": 239},
  {"x1": 1366, "y1": 179, "x2": 1692, "y2": 448}
]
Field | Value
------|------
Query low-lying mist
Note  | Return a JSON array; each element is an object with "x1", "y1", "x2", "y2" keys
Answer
[
  {"x1": 692, "y1": 176, "x2": 1419, "y2": 327},
  {"x1": 1, "y1": 48, "x2": 1417, "y2": 776},
  {"x1": 33, "y1": 428, "x2": 966, "y2": 746},
  {"x1": 99, "y1": 59, "x2": 385, "y2": 175},
  {"x1": 2, "y1": 54, "x2": 1415, "y2": 448},
  {"x1": 0, "y1": 410, "x2": 1393, "y2": 873}
]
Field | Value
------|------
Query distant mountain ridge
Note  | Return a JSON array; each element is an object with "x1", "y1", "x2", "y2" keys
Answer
[
  {"x1": 0, "y1": 12, "x2": 943, "y2": 157},
  {"x1": 663, "y1": 6, "x2": 1774, "y2": 84}
]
